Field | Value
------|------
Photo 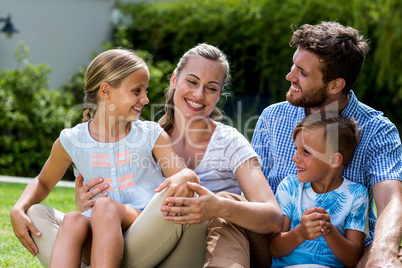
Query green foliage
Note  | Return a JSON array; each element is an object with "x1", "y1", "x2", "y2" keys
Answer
[
  {"x1": 115, "y1": 0, "x2": 402, "y2": 131},
  {"x1": 0, "y1": 41, "x2": 173, "y2": 178},
  {"x1": 1, "y1": 1, "x2": 400, "y2": 179},
  {"x1": 0, "y1": 182, "x2": 75, "y2": 267},
  {"x1": 0, "y1": 43, "x2": 75, "y2": 177}
]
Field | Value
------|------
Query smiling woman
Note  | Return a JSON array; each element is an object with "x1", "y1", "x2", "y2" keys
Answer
[
  {"x1": 84, "y1": 43, "x2": 281, "y2": 268},
  {"x1": 171, "y1": 56, "x2": 223, "y2": 123},
  {"x1": 159, "y1": 43, "x2": 231, "y2": 134},
  {"x1": 18, "y1": 43, "x2": 282, "y2": 268}
]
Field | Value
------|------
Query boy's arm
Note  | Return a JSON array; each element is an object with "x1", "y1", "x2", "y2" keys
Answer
[
  {"x1": 320, "y1": 210, "x2": 365, "y2": 267},
  {"x1": 269, "y1": 215, "x2": 299, "y2": 257},
  {"x1": 269, "y1": 207, "x2": 324, "y2": 258}
]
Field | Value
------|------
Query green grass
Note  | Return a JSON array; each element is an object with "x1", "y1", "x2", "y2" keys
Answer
[
  {"x1": 0, "y1": 182, "x2": 76, "y2": 267},
  {"x1": 1, "y1": 182, "x2": 400, "y2": 267}
]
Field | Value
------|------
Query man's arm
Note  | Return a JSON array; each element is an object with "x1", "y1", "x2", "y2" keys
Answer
[{"x1": 367, "y1": 179, "x2": 402, "y2": 267}]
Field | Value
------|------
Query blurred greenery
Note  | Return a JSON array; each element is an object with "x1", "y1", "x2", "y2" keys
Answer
[
  {"x1": 0, "y1": 0, "x2": 401, "y2": 178},
  {"x1": 0, "y1": 43, "x2": 76, "y2": 178},
  {"x1": 115, "y1": 0, "x2": 402, "y2": 133}
]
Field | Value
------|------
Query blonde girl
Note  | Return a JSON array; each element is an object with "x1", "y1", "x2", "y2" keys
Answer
[{"x1": 11, "y1": 48, "x2": 200, "y2": 268}]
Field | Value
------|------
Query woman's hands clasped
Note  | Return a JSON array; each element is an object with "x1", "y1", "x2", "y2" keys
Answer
[
  {"x1": 159, "y1": 182, "x2": 218, "y2": 224},
  {"x1": 154, "y1": 168, "x2": 199, "y2": 201},
  {"x1": 75, "y1": 170, "x2": 217, "y2": 225}
]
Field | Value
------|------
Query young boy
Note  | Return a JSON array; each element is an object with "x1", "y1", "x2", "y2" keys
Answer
[{"x1": 269, "y1": 112, "x2": 369, "y2": 268}]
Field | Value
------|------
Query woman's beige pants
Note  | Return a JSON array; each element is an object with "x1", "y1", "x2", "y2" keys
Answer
[{"x1": 27, "y1": 188, "x2": 207, "y2": 268}]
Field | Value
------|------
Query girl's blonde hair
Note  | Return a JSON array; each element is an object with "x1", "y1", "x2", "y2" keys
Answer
[
  {"x1": 158, "y1": 43, "x2": 231, "y2": 132},
  {"x1": 82, "y1": 48, "x2": 147, "y2": 122}
]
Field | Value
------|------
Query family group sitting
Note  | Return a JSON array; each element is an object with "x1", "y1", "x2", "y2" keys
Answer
[{"x1": 11, "y1": 21, "x2": 402, "y2": 268}]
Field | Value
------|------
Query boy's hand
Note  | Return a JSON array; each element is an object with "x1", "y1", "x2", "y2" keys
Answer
[
  {"x1": 298, "y1": 207, "x2": 326, "y2": 240},
  {"x1": 316, "y1": 208, "x2": 332, "y2": 235}
]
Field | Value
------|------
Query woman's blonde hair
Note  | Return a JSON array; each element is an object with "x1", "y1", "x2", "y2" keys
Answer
[
  {"x1": 82, "y1": 48, "x2": 147, "y2": 122},
  {"x1": 158, "y1": 43, "x2": 231, "y2": 132}
]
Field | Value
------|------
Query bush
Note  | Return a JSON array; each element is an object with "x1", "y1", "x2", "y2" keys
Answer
[
  {"x1": 2, "y1": 0, "x2": 400, "y2": 177},
  {"x1": 0, "y1": 43, "x2": 175, "y2": 178},
  {"x1": 0, "y1": 43, "x2": 75, "y2": 177},
  {"x1": 114, "y1": 0, "x2": 402, "y2": 132}
]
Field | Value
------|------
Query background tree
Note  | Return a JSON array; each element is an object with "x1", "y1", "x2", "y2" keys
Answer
[
  {"x1": 115, "y1": 0, "x2": 402, "y2": 133},
  {"x1": 1, "y1": 0, "x2": 400, "y2": 179}
]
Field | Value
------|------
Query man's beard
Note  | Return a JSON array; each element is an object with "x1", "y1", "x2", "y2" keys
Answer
[{"x1": 286, "y1": 84, "x2": 328, "y2": 108}]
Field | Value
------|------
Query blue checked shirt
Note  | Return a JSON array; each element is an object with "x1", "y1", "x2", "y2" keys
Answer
[{"x1": 251, "y1": 90, "x2": 402, "y2": 246}]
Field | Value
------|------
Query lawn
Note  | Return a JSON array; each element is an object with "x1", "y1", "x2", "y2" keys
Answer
[
  {"x1": 0, "y1": 182, "x2": 76, "y2": 267},
  {"x1": 1, "y1": 181, "x2": 400, "y2": 267}
]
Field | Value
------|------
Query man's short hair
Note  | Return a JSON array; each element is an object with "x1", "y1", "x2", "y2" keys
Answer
[{"x1": 290, "y1": 21, "x2": 369, "y2": 93}]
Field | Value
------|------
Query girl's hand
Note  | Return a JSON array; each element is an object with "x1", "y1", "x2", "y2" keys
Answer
[
  {"x1": 10, "y1": 207, "x2": 42, "y2": 256},
  {"x1": 75, "y1": 173, "x2": 109, "y2": 213},
  {"x1": 160, "y1": 182, "x2": 217, "y2": 224}
]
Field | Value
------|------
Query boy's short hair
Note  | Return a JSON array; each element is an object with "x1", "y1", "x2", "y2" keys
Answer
[{"x1": 293, "y1": 111, "x2": 360, "y2": 166}]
